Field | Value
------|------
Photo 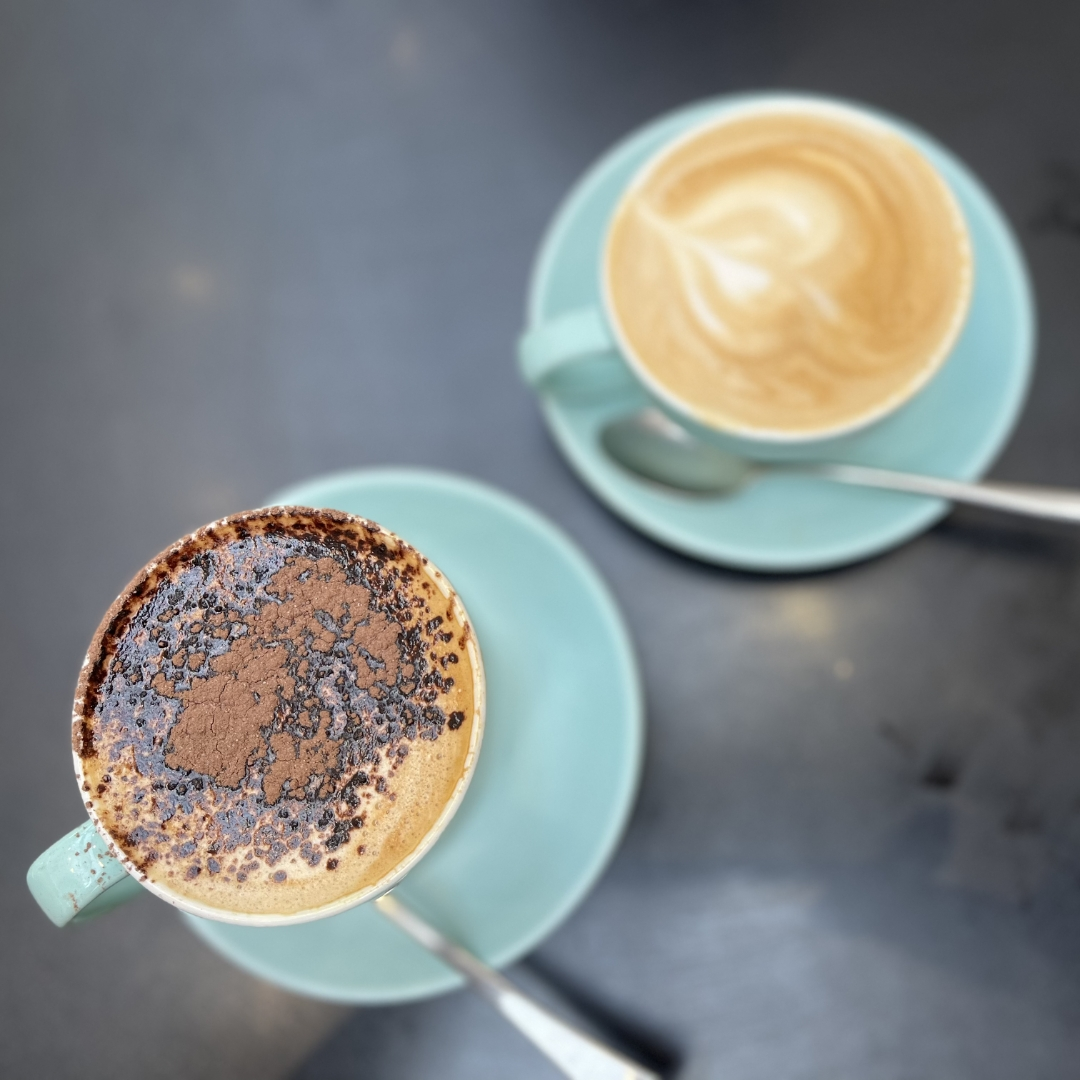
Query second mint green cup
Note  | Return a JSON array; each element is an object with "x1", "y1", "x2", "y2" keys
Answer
[{"x1": 518, "y1": 92, "x2": 976, "y2": 461}]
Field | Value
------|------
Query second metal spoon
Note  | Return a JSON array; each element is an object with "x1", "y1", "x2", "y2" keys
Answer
[
  {"x1": 375, "y1": 894, "x2": 659, "y2": 1080},
  {"x1": 601, "y1": 408, "x2": 1080, "y2": 523}
]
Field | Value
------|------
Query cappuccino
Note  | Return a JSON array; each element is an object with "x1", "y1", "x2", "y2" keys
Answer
[
  {"x1": 604, "y1": 103, "x2": 973, "y2": 439},
  {"x1": 73, "y1": 508, "x2": 483, "y2": 921}
]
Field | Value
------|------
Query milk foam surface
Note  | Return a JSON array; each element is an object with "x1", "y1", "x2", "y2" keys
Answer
[
  {"x1": 73, "y1": 508, "x2": 481, "y2": 920},
  {"x1": 605, "y1": 108, "x2": 973, "y2": 436}
]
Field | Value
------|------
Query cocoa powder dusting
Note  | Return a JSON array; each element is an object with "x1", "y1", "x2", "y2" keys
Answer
[{"x1": 160, "y1": 557, "x2": 403, "y2": 797}]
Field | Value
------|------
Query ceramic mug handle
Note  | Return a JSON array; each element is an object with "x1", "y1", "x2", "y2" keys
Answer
[
  {"x1": 27, "y1": 822, "x2": 144, "y2": 927},
  {"x1": 517, "y1": 308, "x2": 620, "y2": 386}
]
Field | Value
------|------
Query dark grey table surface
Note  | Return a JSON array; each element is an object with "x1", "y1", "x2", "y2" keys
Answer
[{"x1": 4, "y1": 1, "x2": 1080, "y2": 1077}]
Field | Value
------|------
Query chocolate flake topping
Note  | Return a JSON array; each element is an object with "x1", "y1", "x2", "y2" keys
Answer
[{"x1": 74, "y1": 509, "x2": 468, "y2": 893}]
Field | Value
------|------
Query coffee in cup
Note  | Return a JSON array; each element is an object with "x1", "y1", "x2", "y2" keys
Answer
[
  {"x1": 521, "y1": 96, "x2": 974, "y2": 444},
  {"x1": 51, "y1": 507, "x2": 483, "y2": 924}
]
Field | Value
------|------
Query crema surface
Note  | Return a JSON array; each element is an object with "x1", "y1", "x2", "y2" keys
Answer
[
  {"x1": 73, "y1": 508, "x2": 482, "y2": 920},
  {"x1": 605, "y1": 108, "x2": 972, "y2": 436}
]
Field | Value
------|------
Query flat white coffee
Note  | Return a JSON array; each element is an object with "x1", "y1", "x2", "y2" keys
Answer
[{"x1": 605, "y1": 105, "x2": 973, "y2": 438}]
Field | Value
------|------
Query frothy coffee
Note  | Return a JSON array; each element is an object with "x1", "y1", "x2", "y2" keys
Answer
[
  {"x1": 73, "y1": 508, "x2": 482, "y2": 921},
  {"x1": 605, "y1": 105, "x2": 973, "y2": 437}
]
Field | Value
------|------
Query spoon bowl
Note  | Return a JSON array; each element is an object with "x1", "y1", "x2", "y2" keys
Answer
[{"x1": 600, "y1": 408, "x2": 757, "y2": 495}]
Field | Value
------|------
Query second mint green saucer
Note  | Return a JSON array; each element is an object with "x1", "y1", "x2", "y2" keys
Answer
[{"x1": 185, "y1": 469, "x2": 643, "y2": 1004}]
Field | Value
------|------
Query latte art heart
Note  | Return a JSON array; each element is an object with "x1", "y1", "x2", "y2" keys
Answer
[{"x1": 605, "y1": 108, "x2": 973, "y2": 437}]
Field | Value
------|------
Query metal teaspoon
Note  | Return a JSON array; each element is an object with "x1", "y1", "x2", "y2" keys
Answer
[
  {"x1": 601, "y1": 407, "x2": 1080, "y2": 522},
  {"x1": 374, "y1": 894, "x2": 660, "y2": 1080}
]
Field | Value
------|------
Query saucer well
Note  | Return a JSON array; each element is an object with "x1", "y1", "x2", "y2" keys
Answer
[
  {"x1": 185, "y1": 469, "x2": 643, "y2": 1003},
  {"x1": 524, "y1": 94, "x2": 1035, "y2": 571}
]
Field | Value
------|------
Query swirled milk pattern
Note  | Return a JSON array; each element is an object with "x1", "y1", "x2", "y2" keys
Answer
[{"x1": 605, "y1": 110, "x2": 972, "y2": 436}]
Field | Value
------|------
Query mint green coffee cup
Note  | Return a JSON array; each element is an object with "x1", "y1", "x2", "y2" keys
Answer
[{"x1": 28, "y1": 507, "x2": 485, "y2": 929}]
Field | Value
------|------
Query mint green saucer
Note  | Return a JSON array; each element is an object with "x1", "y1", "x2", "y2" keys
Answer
[
  {"x1": 526, "y1": 94, "x2": 1035, "y2": 571},
  {"x1": 184, "y1": 469, "x2": 642, "y2": 1004}
]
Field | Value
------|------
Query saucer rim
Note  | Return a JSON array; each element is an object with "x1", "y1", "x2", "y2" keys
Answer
[
  {"x1": 526, "y1": 92, "x2": 1035, "y2": 572},
  {"x1": 184, "y1": 467, "x2": 644, "y2": 1003}
]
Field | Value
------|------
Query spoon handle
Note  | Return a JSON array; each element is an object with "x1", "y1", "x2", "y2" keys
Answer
[
  {"x1": 375, "y1": 894, "x2": 658, "y2": 1080},
  {"x1": 809, "y1": 463, "x2": 1080, "y2": 523}
]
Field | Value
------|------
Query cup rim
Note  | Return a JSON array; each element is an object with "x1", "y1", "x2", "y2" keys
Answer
[
  {"x1": 599, "y1": 92, "x2": 975, "y2": 445},
  {"x1": 71, "y1": 506, "x2": 486, "y2": 927}
]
